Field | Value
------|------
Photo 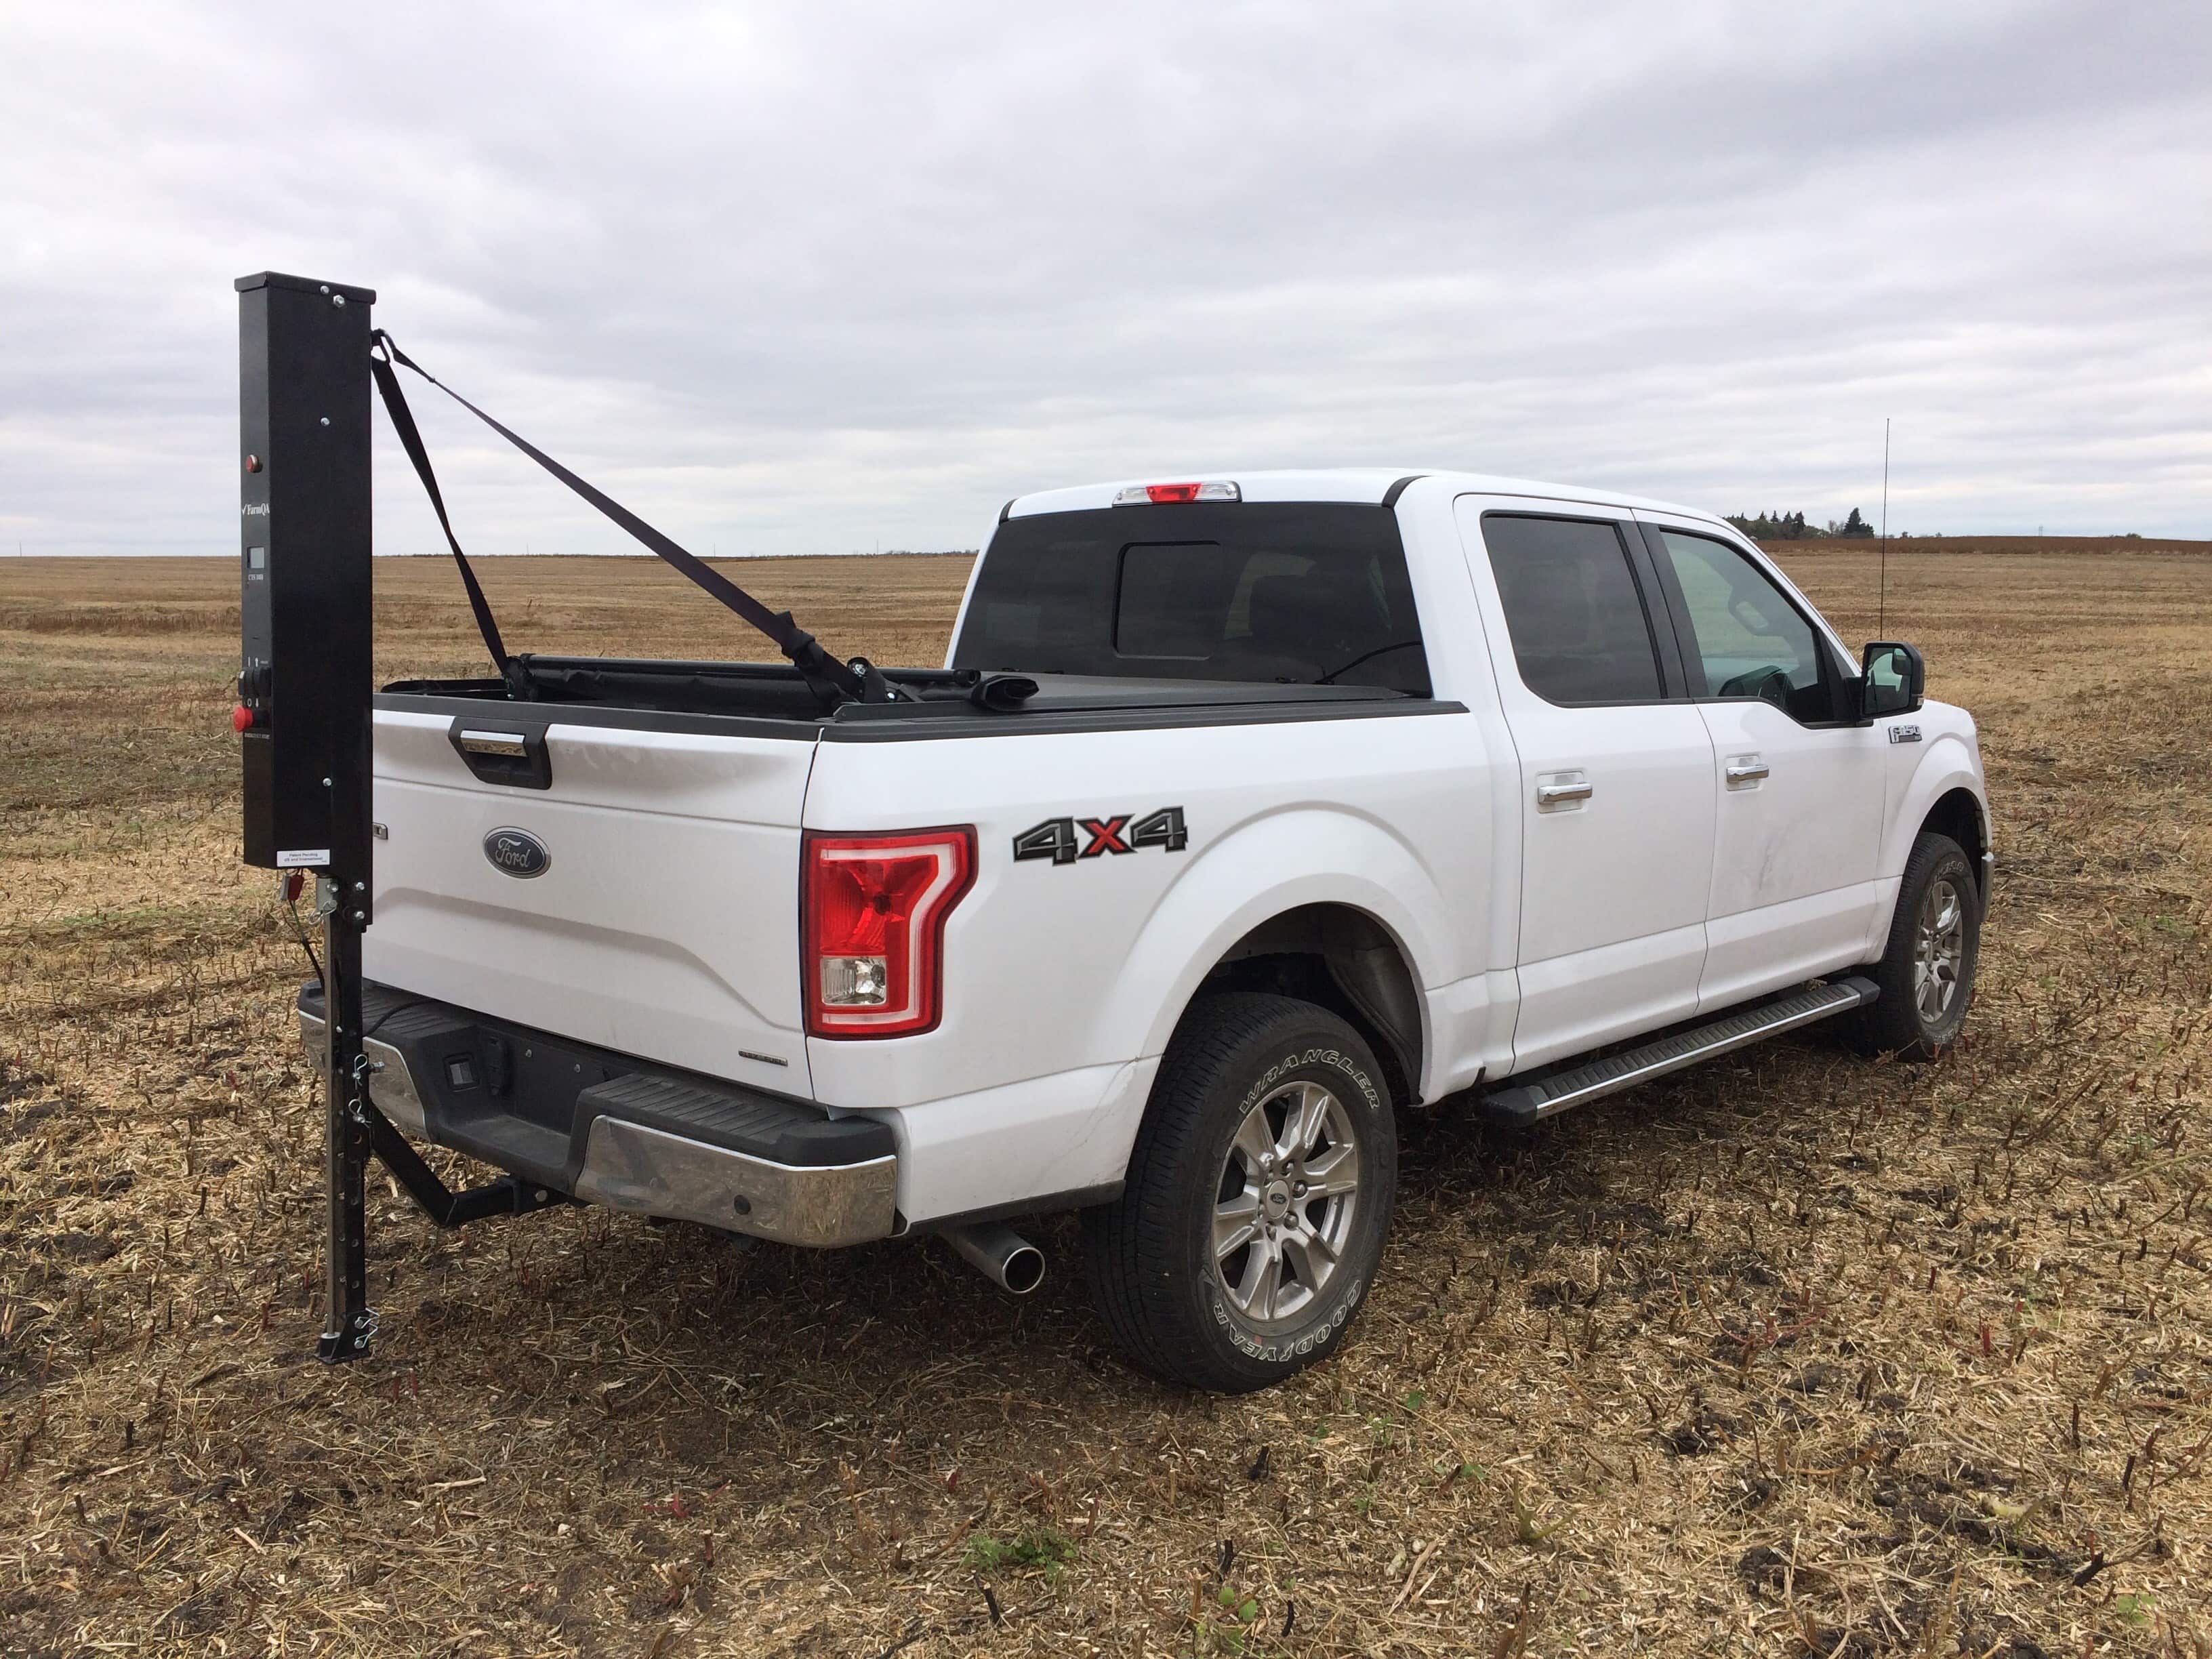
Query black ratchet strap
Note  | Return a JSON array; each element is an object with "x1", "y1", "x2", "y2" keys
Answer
[
  {"x1": 368, "y1": 344, "x2": 512, "y2": 682},
  {"x1": 369, "y1": 329, "x2": 867, "y2": 705}
]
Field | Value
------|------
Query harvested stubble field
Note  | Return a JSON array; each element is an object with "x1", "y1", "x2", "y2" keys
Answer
[{"x1": 2, "y1": 537, "x2": 2210, "y2": 1658}]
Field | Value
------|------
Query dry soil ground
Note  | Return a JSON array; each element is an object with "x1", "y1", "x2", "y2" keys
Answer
[{"x1": 2, "y1": 540, "x2": 2209, "y2": 1658}]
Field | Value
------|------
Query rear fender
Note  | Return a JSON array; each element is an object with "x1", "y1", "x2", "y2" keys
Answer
[{"x1": 1091, "y1": 806, "x2": 1448, "y2": 1090}]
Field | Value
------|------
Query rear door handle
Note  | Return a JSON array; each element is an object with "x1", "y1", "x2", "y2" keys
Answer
[
  {"x1": 1536, "y1": 773, "x2": 1593, "y2": 809},
  {"x1": 1725, "y1": 756, "x2": 1769, "y2": 787}
]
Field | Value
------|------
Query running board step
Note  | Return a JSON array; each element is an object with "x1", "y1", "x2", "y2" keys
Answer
[{"x1": 1480, "y1": 977, "x2": 1879, "y2": 1126}]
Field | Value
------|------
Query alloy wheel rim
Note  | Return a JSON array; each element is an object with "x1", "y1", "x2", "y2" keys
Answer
[
  {"x1": 1212, "y1": 1080, "x2": 1361, "y2": 1328},
  {"x1": 1914, "y1": 876, "x2": 1965, "y2": 1024}
]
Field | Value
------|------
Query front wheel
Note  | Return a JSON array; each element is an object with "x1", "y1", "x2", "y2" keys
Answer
[
  {"x1": 1853, "y1": 830, "x2": 1982, "y2": 1059},
  {"x1": 1082, "y1": 994, "x2": 1397, "y2": 1393}
]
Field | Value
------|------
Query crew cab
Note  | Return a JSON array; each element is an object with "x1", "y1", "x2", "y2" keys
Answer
[{"x1": 302, "y1": 470, "x2": 1990, "y2": 1391}]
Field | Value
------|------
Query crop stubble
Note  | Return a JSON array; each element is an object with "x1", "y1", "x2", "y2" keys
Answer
[{"x1": 1, "y1": 540, "x2": 2208, "y2": 1656}]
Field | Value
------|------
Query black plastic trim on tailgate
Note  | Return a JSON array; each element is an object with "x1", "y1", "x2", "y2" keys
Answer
[{"x1": 377, "y1": 691, "x2": 822, "y2": 743}]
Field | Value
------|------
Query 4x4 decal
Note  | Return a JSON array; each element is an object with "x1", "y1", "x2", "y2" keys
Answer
[{"x1": 1014, "y1": 807, "x2": 1188, "y2": 865}]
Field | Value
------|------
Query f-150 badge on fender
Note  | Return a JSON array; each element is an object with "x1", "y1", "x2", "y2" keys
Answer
[{"x1": 1014, "y1": 807, "x2": 1188, "y2": 866}]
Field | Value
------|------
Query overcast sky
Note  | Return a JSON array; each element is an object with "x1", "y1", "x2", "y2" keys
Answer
[{"x1": 2, "y1": 0, "x2": 2207, "y2": 558}]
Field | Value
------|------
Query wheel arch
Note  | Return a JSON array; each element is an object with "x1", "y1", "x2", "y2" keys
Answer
[
  {"x1": 1091, "y1": 808, "x2": 1450, "y2": 1107},
  {"x1": 1187, "y1": 903, "x2": 1427, "y2": 1107},
  {"x1": 1919, "y1": 785, "x2": 1990, "y2": 898}
]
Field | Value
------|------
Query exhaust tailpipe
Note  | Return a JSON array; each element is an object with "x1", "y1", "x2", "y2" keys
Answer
[{"x1": 946, "y1": 1221, "x2": 1045, "y2": 1295}]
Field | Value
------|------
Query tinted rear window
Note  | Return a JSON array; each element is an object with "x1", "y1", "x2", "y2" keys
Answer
[
  {"x1": 952, "y1": 504, "x2": 1431, "y2": 693},
  {"x1": 1481, "y1": 514, "x2": 1663, "y2": 703}
]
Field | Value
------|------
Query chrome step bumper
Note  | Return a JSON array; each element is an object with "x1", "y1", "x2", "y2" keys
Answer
[
  {"x1": 571, "y1": 1117, "x2": 895, "y2": 1250},
  {"x1": 1481, "y1": 976, "x2": 1878, "y2": 1126},
  {"x1": 298, "y1": 987, "x2": 898, "y2": 1248}
]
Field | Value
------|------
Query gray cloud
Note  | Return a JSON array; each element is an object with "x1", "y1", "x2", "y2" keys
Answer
[{"x1": 2, "y1": 0, "x2": 2207, "y2": 561}]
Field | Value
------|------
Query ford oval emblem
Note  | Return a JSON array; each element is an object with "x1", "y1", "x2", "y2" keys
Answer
[{"x1": 483, "y1": 827, "x2": 551, "y2": 879}]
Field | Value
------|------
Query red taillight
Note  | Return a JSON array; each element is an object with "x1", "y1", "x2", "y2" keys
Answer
[
  {"x1": 803, "y1": 827, "x2": 975, "y2": 1038},
  {"x1": 1147, "y1": 483, "x2": 1204, "y2": 503}
]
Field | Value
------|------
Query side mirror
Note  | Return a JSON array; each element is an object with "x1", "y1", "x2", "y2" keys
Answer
[{"x1": 1861, "y1": 640, "x2": 1925, "y2": 718}]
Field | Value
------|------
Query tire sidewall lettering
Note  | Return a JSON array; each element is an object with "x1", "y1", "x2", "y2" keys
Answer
[
  {"x1": 1211, "y1": 1274, "x2": 1366, "y2": 1361},
  {"x1": 1234, "y1": 1046, "x2": 1379, "y2": 1120}
]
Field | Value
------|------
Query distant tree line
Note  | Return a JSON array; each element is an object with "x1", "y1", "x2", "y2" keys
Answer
[{"x1": 1724, "y1": 508, "x2": 1875, "y2": 540}]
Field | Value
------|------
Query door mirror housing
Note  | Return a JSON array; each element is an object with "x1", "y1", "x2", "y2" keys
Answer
[{"x1": 1861, "y1": 640, "x2": 1924, "y2": 718}]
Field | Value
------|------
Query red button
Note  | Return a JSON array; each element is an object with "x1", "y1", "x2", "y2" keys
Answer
[{"x1": 232, "y1": 704, "x2": 255, "y2": 733}]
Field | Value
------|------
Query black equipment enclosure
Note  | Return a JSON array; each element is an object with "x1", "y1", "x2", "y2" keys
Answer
[{"x1": 237, "y1": 273, "x2": 377, "y2": 886}]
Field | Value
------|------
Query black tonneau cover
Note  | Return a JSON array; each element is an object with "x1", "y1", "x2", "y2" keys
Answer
[{"x1": 380, "y1": 658, "x2": 1453, "y2": 743}]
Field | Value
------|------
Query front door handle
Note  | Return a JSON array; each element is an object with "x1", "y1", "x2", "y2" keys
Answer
[
  {"x1": 1725, "y1": 756, "x2": 1769, "y2": 787},
  {"x1": 1536, "y1": 774, "x2": 1593, "y2": 809}
]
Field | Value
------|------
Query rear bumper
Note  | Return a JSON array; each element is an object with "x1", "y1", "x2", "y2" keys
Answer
[{"x1": 298, "y1": 983, "x2": 897, "y2": 1248}]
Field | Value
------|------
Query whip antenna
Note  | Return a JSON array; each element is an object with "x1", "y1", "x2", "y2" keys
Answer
[{"x1": 1877, "y1": 417, "x2": 1891, "y2": 634}]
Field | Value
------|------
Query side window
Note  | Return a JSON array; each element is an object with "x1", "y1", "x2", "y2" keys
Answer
[
  {"x1": 1482, "y1": 515, "x2": 1663, "y2": 704},
  {"x1": 1652, "y1": 531, "x2": 1829, "y2": 718}
]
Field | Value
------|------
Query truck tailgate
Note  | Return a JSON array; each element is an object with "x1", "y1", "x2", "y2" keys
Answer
[{"x1": 363, "y1": 708, "x2": 817, "y2": 1095}]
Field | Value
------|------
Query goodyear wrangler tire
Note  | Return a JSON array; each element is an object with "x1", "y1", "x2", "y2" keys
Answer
[{"x1": 1082, "y1": 993, "x2": 1396, "y2": 1393}]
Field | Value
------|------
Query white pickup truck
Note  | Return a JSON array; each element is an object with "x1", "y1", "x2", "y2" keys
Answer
[{"x1": 302, "y1": 470, "x2": 1990, "y2": 1392}]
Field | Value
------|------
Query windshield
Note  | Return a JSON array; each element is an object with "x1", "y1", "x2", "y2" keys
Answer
[{"x1": 951, "y1": 503, "x2": 1431, "y2": 694}]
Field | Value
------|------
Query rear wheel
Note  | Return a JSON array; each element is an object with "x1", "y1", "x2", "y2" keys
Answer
[
  {"x1": 1853, "y1": 830, "x2": 1981, "y2": 1059},
  {"x1": 1082, "y1": 994, "x2": 1396, "y2": 1393}
]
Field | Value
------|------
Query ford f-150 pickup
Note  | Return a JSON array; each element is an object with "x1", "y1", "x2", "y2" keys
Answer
[{"x1": 299, "y1": 469, "x2": 1990, "y2": 1392}]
